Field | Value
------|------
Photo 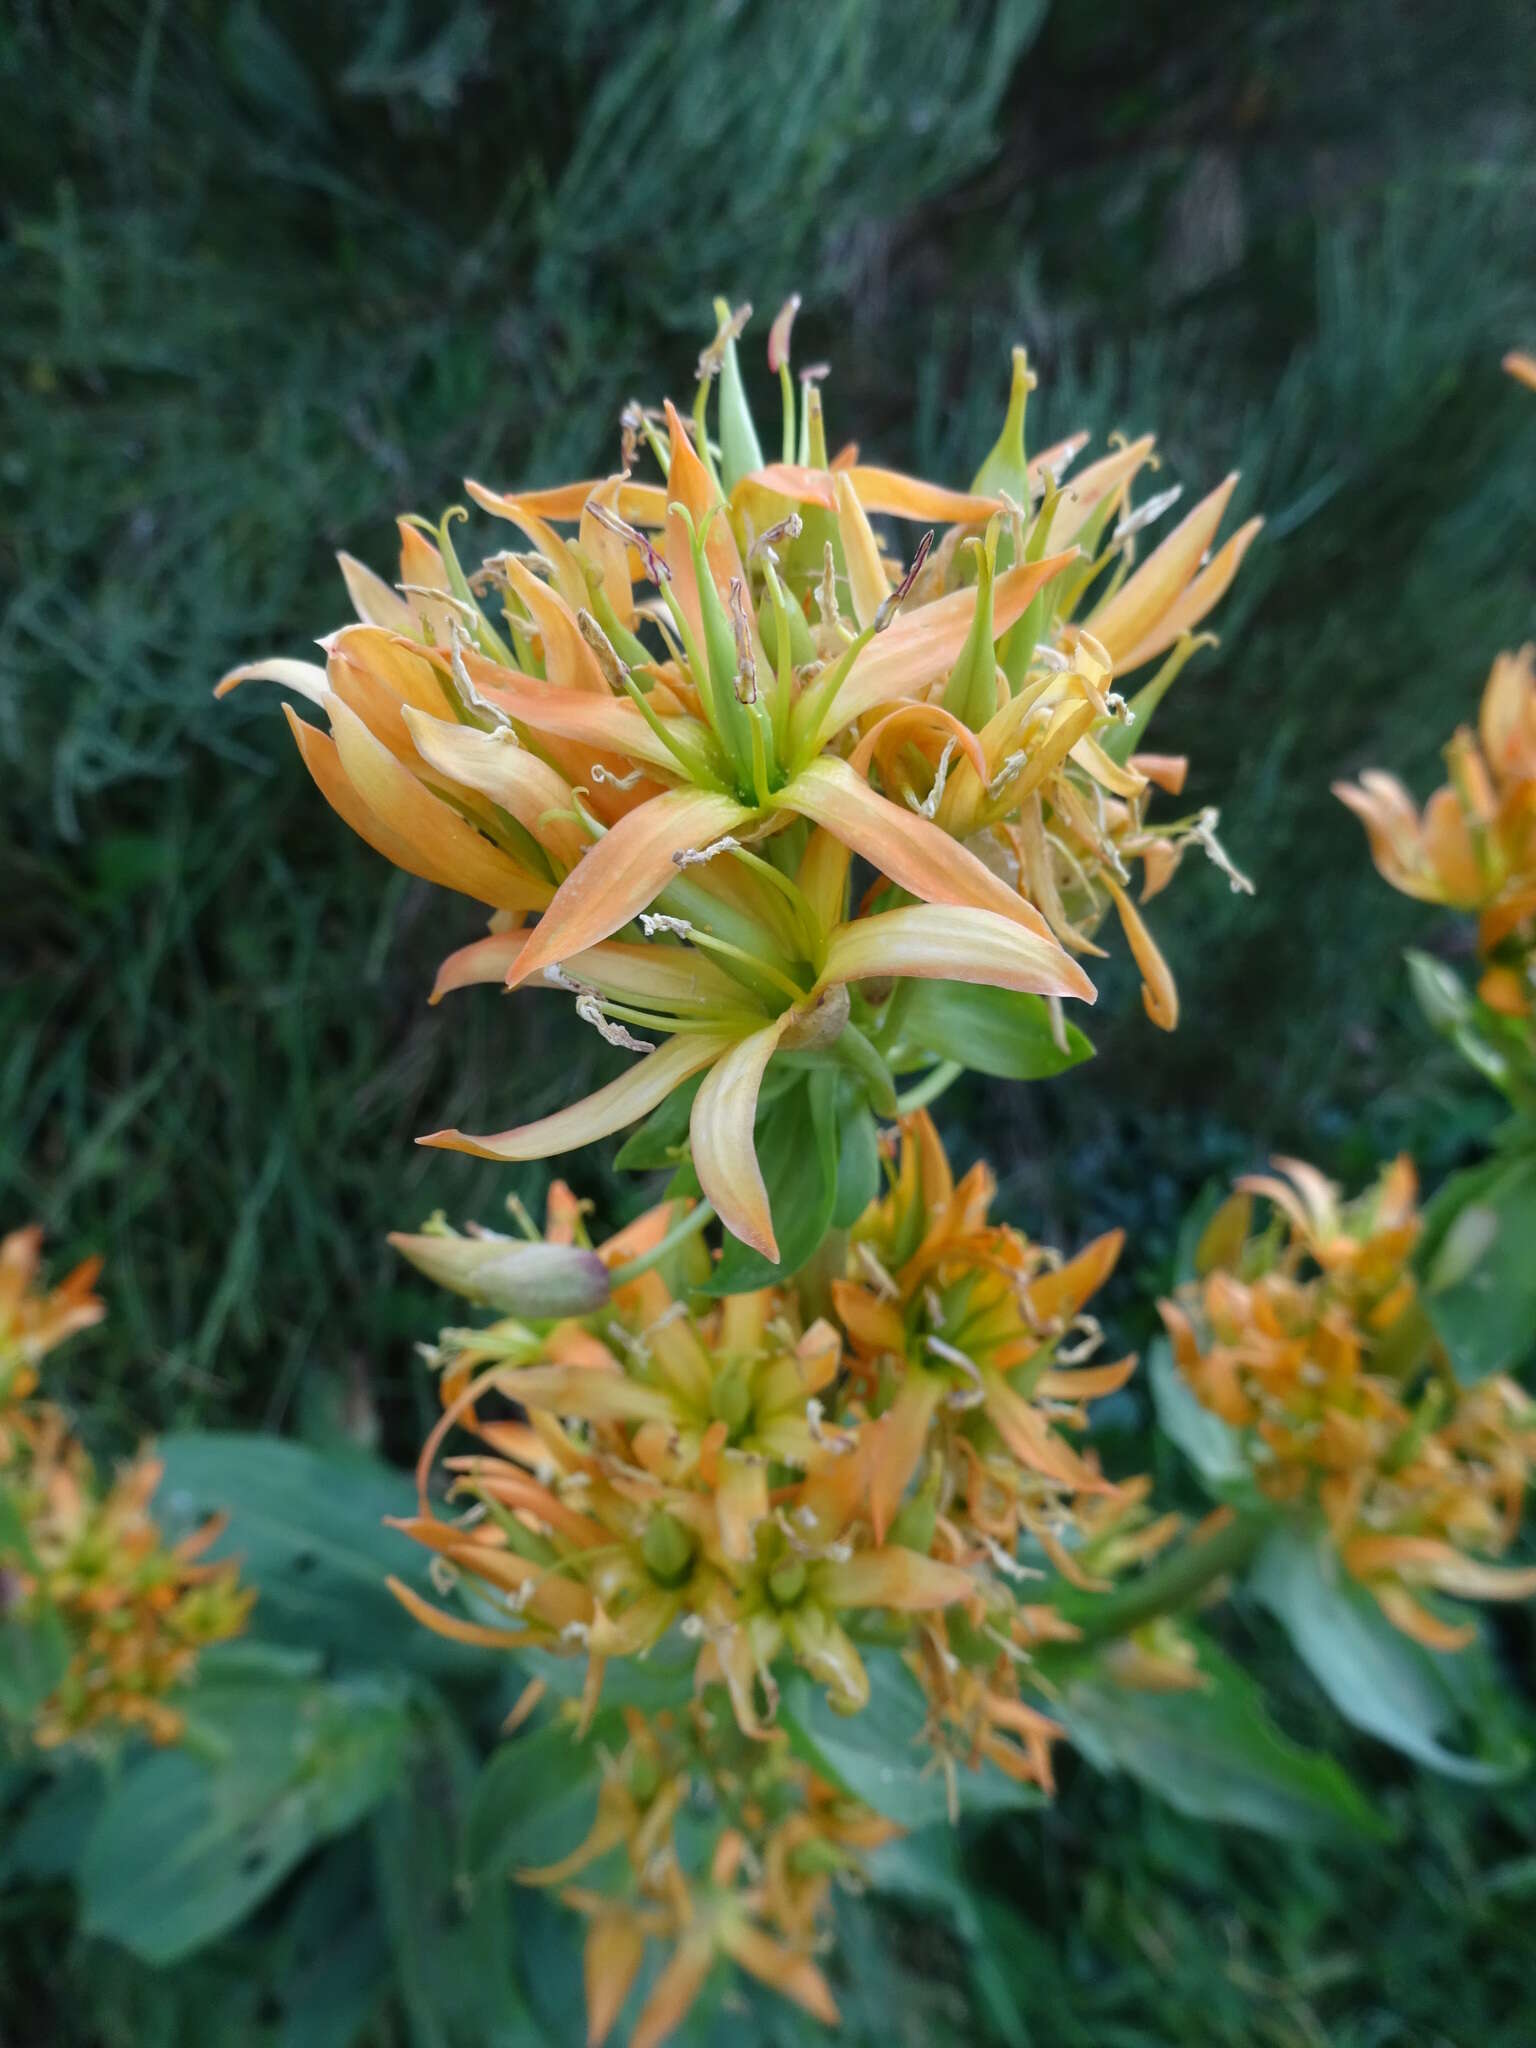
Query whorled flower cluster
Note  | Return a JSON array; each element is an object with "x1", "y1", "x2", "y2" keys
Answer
[
  {"x1": 1160, "y1": 1160, "x2": 1536, "y2": 1648},
  {"x1": 222, "y1": 300, "x2": 1257, "y2": 1257},
  {"x1": 0, "y1": 1228, "x2": 250, "y2": 1748},
  {"x1": 388, "y1": 1115, "x2": 1184, "y2": 2040}
]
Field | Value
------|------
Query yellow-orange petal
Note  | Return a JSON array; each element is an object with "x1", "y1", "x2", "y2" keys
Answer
[
  {"x1": 506, "y1": 787, "x2": 754, "y2": 990},
  {"x1": 689, "y1": 1014, "x2": 795, "y2": 1259},
  {"x1": 403, "y1": 706, "x2": 585, "y2": 867},
  {"x1": 821, "y1": 902, "x2": 1088, "y2": 1000},
  {"x1": 327, "y1": 695, "x2": 551, "y2": 913},
  {"x1": 782, "y1": 758, "x2": 1091, "y2": 985},
  {"x1": 1102, "y1": 875, "x2": 1178, "y2": 1030},
  {"x1": 820, "y1": 548, "x2": 1078, "y2": 737},
  {"x1": 1088, "y1": 474, "x2": 1239, "y2": 664},
  {"x1": 1115, "y1": 515, "x2": 1263, "y2": 673},
  {"x1": 419, "y1": 1030, "x2": 736, "y2": 1161},
  {"x1": 818, "y1": 1547, "x2": 975, "y2": 1612}
]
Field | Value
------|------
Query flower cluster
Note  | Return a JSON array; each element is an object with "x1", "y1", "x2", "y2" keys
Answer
[
  {"x1": 1160, "y1": 1160, "x2": 1536, "y2": 1648},
  {"x1": 393, "y1": 1111, "x2": 1169, "y2": 1759},
  {"x1": 222, "y1": 302, "x2": 1256, "y2": 1252},
  {"x1": 1335, "y1": 644, "x2": 1536, "y2": 1020},
  {"x1": 390, "y1": 1118, "x2": 1184, "y2": 2039},
  {"x1": 514, "y1": 1700, "x2": 889, "y2": 2048},
  {"x1": 0, "y1": 1227, "x2": 250, "y2": 1749}
]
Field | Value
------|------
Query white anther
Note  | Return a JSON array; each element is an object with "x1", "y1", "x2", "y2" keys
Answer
[
  {"x1": 590, "y1": 762, "x2": 645, "y2": 790},
  {"x1": 575, "y1": 993, "x2": 654, "y2": 1054},
  {"x1": 673, "y1": 834, "x2": 741, "y2": 869},
  {"x1": 639, "y1": 911, "x2": 694, "y2": 938},
  {"x1": 906, "y1": 736, "x2": 956, "y2": 821}
]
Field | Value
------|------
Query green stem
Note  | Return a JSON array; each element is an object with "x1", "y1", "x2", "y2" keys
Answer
[
  {"x1": 896, "y1": 1061, "x2": 963, "y2": 1114},
  {"x1": 608, "y1": 1201, "x2": 716, "y2": 1288},
  {"x1": 1069, "y1": 1508, "x2": 1272, "y2": 1645}
]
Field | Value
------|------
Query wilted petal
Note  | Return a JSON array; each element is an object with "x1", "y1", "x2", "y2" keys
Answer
[{"x1": 818, "y1": 1546, "x2": 975, "y2": 1611}]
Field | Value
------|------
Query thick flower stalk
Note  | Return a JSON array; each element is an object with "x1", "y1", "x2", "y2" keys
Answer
[
  {"x1": 1335, "y1": 644, "x2": 1536, "y2": 1021},
  {"x1": 1160, "y1": 1160, "x2": 1536, "y2": 1648},
  {"x1": 220, "y1": 299, "x2": 1256, "y2": 1242},
  {"x1": 0, "y1": 1228, "x2": 250, "y2": 1748}
]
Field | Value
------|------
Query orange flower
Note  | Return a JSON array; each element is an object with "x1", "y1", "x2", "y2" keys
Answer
[
  {"x1": 1161, "y1": 1158, "x2": 1536, "y2": 1647},
  {"x1": 1335, "y1": 645, "x2": 1536, "y2": 1016},
  {"x1": 1, "y1": 1231, "x2": 249, "y2": 1747}
]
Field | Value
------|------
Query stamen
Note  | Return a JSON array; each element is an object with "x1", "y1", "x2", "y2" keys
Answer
[
  {"x1": 749, "y1": 512, "x2": 803, "y2": 563},
  {"x1": 728, "y1": 578, "x2": 758, "y2": 704},
  {"x1": 586, "y1": 500, "x2": 670, "y2": 585},
  {"x1": 906, "y1": 735, "x2": 956, "y2": 821},
  {"x1": 639, "y1": 912, "x2": 695, "y2": 938},
  {"x1": 697, "y1": 301, "x2": 752, "y2": 381},
  {"x1": 576, "y1": 608, "x2": 632, "y2": 691},
  {"x1": 1191, "y1": 807, "x2": 1256, "y2": 895},
  {"x1": 590, "y1": 762, "x2": 645, "y2": 790},
  {"x1": 672, "y1": 833, "x2": 742, "y2": 869},
  {"x1": 853, "y1": 1243, "x2": 900, "y2": 1302},
  {"x1": 575, "y1": 993, "x2": 654, "y2": 1054},
  {"x1": 873, "y1": 528, "x2": 935, "y2": 632},
  {"x1": 1031, "y1": 644, "x2": 1071, "y2": 673}
]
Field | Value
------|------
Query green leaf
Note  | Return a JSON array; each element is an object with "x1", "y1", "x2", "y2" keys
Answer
[
  {"x1": 703, "y1": 1071, "x2": 840, "y2": 1294},
  {"x1": 1251, "y1": 1524, "x2": 1530, "y2": 1783},
  {"x1": 80, "y1": 1663, "x2": 412, "y2": 1963},
  {"x1": 1060, "y1": 1638, "x2": 1389, "y2": 1842},
  {"x1": 778, "y1": 1648, "x2": 1044, "y2": 1829},
  {"x1": 1421, "y1": 1148, "x2": 1536, "y2": 1380},
  {"x1": 372, "y1": 1698, "x2": 541, "y2": 2047},
  {"x1": 614, "y1": 1073, "x2": 706, "y2": 1170},
  {"x1": 831, "y1": 1087, "x2": 880, "y2": 1227},
  {"x1": 0, "y1": 1602, "x2": 70, "y2": 1720},
  {"x1": 1148, "y1": 1338, "x2": 1253, "y2": 1496},
  {"x1": 466, "y1": 1710, "x2": 623, "y2": 1881},
  {"x1": 898, "y1": 980, "x2": 1094, "y2": 1081},
  {"x1": 152, "y1": 1432, "x2": 488, "y2": 1678},
  {"x1": 0, "y1": 1757, "x2": 103, "y2": 1883}
]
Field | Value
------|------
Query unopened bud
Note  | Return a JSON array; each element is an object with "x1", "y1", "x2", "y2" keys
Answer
[
  {"x1": 642, "y1": 1511, "x2": 696, "y2": 1588},
  {"x1": 388, "y1": 1229, "x2": 609, "y2": 1319}
]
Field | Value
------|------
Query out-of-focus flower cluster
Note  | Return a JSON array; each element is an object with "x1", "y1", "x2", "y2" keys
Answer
[
  {"x1": 1160, "y1": 1160, "x2": 1536, "y2": 1649},
  {"x1": 392, "y1": 1115, "x2": 1170, "y2": 1780},
  {"x1": 0, "y1": 1228, "x2": 250, "y2": 1749},
  {"x1": 1336, "y1": 645, "x2": 1536, "y2": 1021},
  {"x1": 514, "y1": 1699, "x2": 889, "y2": 2048},
  {"x1": 223, "y1": 300, "x2": 1256, "y2": 1253}
]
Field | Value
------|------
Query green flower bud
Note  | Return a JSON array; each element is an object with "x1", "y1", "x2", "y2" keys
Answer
[
  {"x1": 641, "y1": 1511, "x2": 696, "y2": 1589},
  {"x1": 388, "y1": 1229, "x2": 610, "y2": 1321}
]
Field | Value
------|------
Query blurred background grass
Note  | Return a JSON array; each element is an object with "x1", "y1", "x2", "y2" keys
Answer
[{"x1": 3, "y1": 2, "x2": 1536, "y2": 2037}]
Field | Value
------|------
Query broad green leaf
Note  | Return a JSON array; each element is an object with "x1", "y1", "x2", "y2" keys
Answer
[
  {"x1": 1421, "y1": 1148, "x2": 1536, "y2": 1380},
  {"x1": 153, "y1": 1432, "x2": 487, "y2": 1678},
  {"x1": 1251, "y1": 1524, "x2": 1530, "y2": 1783},
  {"x1": 613, "y1": 1072, "x2": 706, "y2": 1170},
  {"x1": 898, "y1": 980, "x2": 1094, "y2": 1080},
  {"x1": 778, "y1": 1647, "x2": 1044, "y2": 1829},
  {"x1": 467, "y1": 1710, "x2": 624, "y2": 1881},
  {"x1": 1148, "y1": 1338, "x2": 1253, "y2": 1495},
  {"x1": 0, "y1": 1603, "x2": 70, "y2": 1721},
  {"x1": 704, "y1": 1070, "x2": 840, "y2": 1294},
  {"x1": 831, "y1": 1086, "x2": 880, "y2": 1227},
  {"x1": 80, "y1": 1664, "x2": 412, "y2": 1963},
  {"x1": 372, "y1": 1699, "x2": 541, "y2": 2047},
  {"x1": 1060, "y1": 1638, "x2": 1389, "y2": 1842},
  {"x1": 0, "y1": 1757, "x2": 103, "y2": 1883}
]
